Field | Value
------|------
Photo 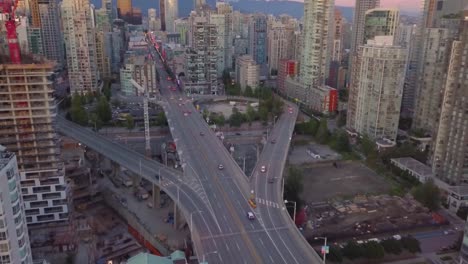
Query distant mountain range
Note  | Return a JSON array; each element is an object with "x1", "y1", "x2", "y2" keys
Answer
[{"x1": 93, "y1": 0, "x2": 355, "y2": 21}]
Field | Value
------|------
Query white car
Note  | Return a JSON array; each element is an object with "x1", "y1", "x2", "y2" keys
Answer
[
  {"x1": 247, "y1": 211, "x2": 255, "y2": 220},
  {"x1": 260, "y1": 166, "x2": 266, "y2": 173},
  {"x1": 218, "y1": 164, "x2": 224, "y2": 170}
]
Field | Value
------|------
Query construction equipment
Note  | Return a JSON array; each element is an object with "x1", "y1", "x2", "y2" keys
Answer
[{"x1": 0, "y1": 0, "x2": 21, "y2": 63}]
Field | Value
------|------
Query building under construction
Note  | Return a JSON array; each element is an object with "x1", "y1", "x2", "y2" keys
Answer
[{"x1": 0, "y1": 57, "x2": 69, "y2": 225}]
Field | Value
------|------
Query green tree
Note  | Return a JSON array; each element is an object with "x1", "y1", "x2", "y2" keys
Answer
[
  {"x1": 70, "y1": 94, "x2": 88, "y2": 125},
  {"x1": 284, "y1": 167, "x2": 304, "y2": 217},
  {"x1": 362, "y1": 241, "x2": 385, "y2": 259},
  {"x1": 258, "y1": 105, "x2": 269, "y2": 122},
  {"x1": 330, "y1": 131, "x2": 351, "y2": 153},
  {"x1": 327, "y1": 246, "x2": 343, "y2": 263},
  {"x1": 156, "y1": 111, "x2": 167, "y2": 126},
  {"x1": 229, "y1": 107, "x2": 245, "y2": 127},
  {"x1": 342, "y1": 241, "x2": 364, "y2": 260},
  {"x1": 95, "y1": 96, "x2": 112, "y2": 123},
  {"x1": 222, "y1": 69, "x2": 231, "y2": 85},
  {"x1": 411, "y1": 179, "x2": 440, "y2": 211},
  {"x1": 111, "y1": 99, "x2": 122, "y2": 108},
  {"x1": 336, "y1": 110, "x2": 347, "y2": 127},
  {"x1": 89, "y1": 113, "x2": 103, "y2": 131},
  {"x1": 360, "y1": 135, "x2": 378, "y2": 160},
  {"x1": 215, "y1": 114, "x2": 226, "y2": 126},
  {"x1": 338, "y1": 89, "x2": 348, "y2": 102},
  {"x1": 245, "y1": 105, "x2": 256, "y2": 126},
  {"x1": 315, "y1": 119, "x2": 329, "y2": 144},
  {"x1": 102, "y1": 81, "x2": 112, "y2": 100},
  {"x1": 243, "y1": 86, "x2": 254, "y2": 98},
  {"x1": 381, "y1": 238, "x2": 403, "y2": 255},
  {"x1": 401, "y1": 236, "x2": 421, "y2": 253},
  {"x1": 226, "y1": 83, "x2": 241, "y2": 96},
  {"x1": 202, "y1": 109, "x2": 209, "y2": 120},
  {"x1": 125, "y1": 115, "x2": 135, "y2": 133}
]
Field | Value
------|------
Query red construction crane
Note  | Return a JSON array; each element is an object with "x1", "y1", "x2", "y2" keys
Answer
[{"x1": 1, "y1": 0, "x2": 21, "y2": 63}]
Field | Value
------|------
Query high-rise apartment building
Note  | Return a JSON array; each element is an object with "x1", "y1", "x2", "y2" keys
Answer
[
  {"x1": 160, "y1": 0, "x2": 178, "y2": 32},
  {"x1": 347, "y1": 36, "x2": 407, "y2": 141},
  {"x1": 349, "y1": 0, "x2": 380, "y2": 55},
  {"x1": 210, "y1": 13, "x2": 227, "y2": 76},
  {"x1": 236, "y1": 55, "x2": 259, "y2": 91},
  {"x1": 267, "y1": 20, "x2": 291, "y2": 76},
  {"x1": 363, "y1": 8, "x2": 399, "y2": 45},
  {"x1": 0, "y1": 61, "x2": 69, "y2": 225},
  {"x1": 32, "y1": 0, "x2": 64, "y2": 68},
  {"x1": 431, "y1": 10, "x2": 468, "y2": 185},
  {"x1": 300, "y1": 0, "x2": 333, "y2": 88},
  {"x1": 331, "y1": 9, "x2": 344, "y2": 62},
  {"x1": 348, "y1": 8, "x2": 400, "y2": 130},
  {"x1": 148, "y1": 8, "x2": 161, "y2": 32},
  {"x1": 412, "y1": 21, "x2": 459, "y2": 133},
  {"x1": 0, "y1": 147, "x2": 33, "y2": 264},
  {"x1": 348, "y1": 0, "x2": 379, "y2": 86},
  {"x1": 185, "y1": 14, "x2": 218, "y2": 94},
  {"x1": 95, "y1": 8, "x2": 112, "y2": 79},
  {"x1": 216, "y1": 2, "x2": 234, "y2": 71},
  {"x1": 61, "y1": 0, "x2": 99, "y2": 94},
  {"x1": 249, "y1": 14, "x2": 268, "y2": 66}
]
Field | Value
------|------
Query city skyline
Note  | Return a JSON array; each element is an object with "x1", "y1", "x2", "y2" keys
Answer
[{"x1": 291, "y1": 0, "x2": 420, "y2": 11}]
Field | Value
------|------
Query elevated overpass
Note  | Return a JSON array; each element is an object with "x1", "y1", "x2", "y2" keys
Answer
[{"x1": 56, "y1": 35, "x2": 322, "y2": 263}]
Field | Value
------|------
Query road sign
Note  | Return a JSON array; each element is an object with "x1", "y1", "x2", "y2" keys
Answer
[{"x1": 321, "y1": 246, "x2": 329, "y2": 254}]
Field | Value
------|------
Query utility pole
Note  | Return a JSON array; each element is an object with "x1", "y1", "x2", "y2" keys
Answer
[{"x1": 130, "y1": 77, "x2": 151, "y2": 158}]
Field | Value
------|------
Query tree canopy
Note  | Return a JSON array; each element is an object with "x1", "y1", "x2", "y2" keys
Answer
[
  {"x1": 95, "y1": 95, "x2": 112, "y2": 123},
  {"x1": 411, "y1": 179, "x2": 440, "y2": 211},
  {"x1": 70, "y1": 94, "x2": 88, "y2": 125}
]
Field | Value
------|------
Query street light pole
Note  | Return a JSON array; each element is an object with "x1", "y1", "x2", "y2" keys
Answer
[
  {"x1": 315, "y1": 237, "x2": 328, "y2": 264},
  {"x1": 190, "y1": 210, "x2": 202, "y2": 231}
]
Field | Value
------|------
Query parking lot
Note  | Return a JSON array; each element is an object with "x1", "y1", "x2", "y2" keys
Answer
[
  {"x1": 299, "y1": 161, "x2": 391, "y2": 202},
  {"x1": 288, "y1": 143, "x2": 341, "y2": 165}
]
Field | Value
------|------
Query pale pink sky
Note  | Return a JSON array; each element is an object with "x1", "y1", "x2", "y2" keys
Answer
[{"x1": 291, "y1": 0, "x2": 421, "y2": 12}]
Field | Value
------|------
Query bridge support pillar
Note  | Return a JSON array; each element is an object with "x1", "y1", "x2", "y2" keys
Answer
[
  {"x1": 132, "y1": 173, "x2": 141, "y2": 190},
  {"x1": 152, "y1": 184, "x2": 161, "y2": 208},
  {"x1": 173, "y1": 204, "x2": 185, "y2": 230},
  {"x1": 111, "y1": 161, "x2": 120, "y2": 177}
]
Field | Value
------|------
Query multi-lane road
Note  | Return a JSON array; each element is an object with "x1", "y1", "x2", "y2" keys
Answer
[
  {"x1": 57, "y1": 33, "x2": 322, "y2": 263},
  {"x1": 149, "y1": 34, "x2": 322, "y2": 263}
]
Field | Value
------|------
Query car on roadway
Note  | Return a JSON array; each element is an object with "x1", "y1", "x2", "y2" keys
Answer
[
  {"x1": 167, "y1": 77, "x2": 172, "y2": 81},
  {"x1": 179, "y1": 97, "x2": 183, "y2": 101},
  {"x1": 247, "y1": 211, "x2": 255, "y2": 220},
  {"x1": 183, "y1": 112, "x2": 188, "y2": 116},
  {"x1": 260, "y1": 166, "x2": 266, "y2": 173},
  {"x1": 268, "y1": 177, "x2": 275, "y2": 183},
  {"x1": 218, "y1": 164, "x2": 224, "y2": 170},
  {"x1": 271, "y1": 139, "x2": 276, "y2": 144},
  {"x1": 170, "y1": 87, "x2": 176, "y2": 91},
  {"x1": 178, "y1": 103, "x2": 182, "y2": 106},
  {"x1": 200, "y1": 132, "x2": 205, "y2": 136}
]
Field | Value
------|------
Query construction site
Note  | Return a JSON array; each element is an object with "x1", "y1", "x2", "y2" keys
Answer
[{"x1": 305, "y1": 194, "x2": 448, "y2": 242}]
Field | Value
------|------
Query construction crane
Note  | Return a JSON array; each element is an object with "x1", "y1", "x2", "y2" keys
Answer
[
  {"x1": 130, "y1": 77, "x2": 152, "y2": 158},
  {"x1": 0, "y1": 0, "x2": 21, "y2": 63}
]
